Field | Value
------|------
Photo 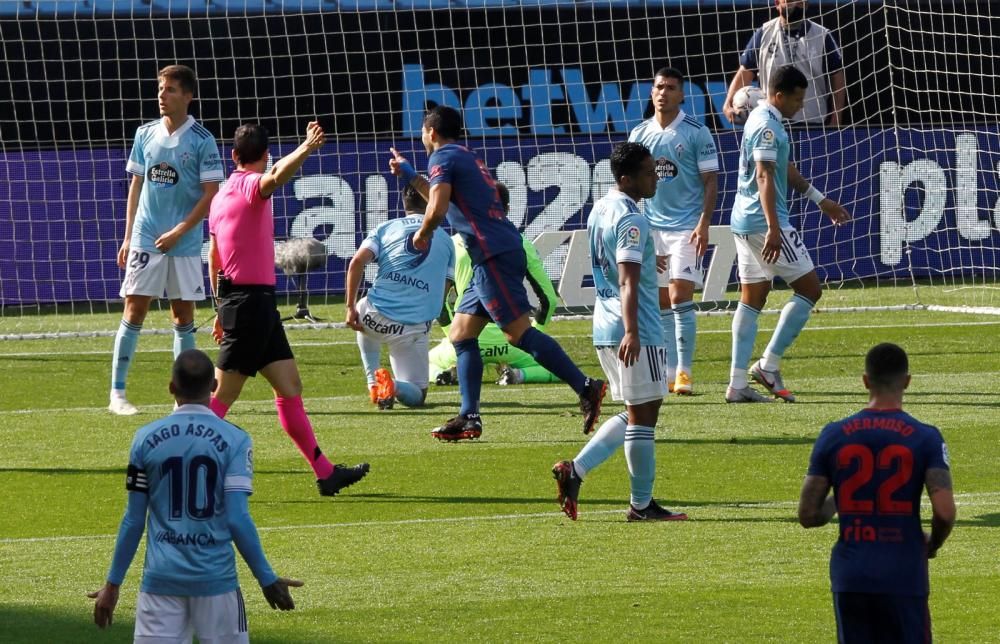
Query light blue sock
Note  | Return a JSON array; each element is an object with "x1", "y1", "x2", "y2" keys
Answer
[
  {"x1": 624, "y1": 424, "x2": 656, "y2": 509},
  {"x1": 356, "y1": 332, "x2": 382, "y2": 387},
  {"x1": 660, "y1": 309, "x2": 677, "y2": 381},
  {"x1": 730, "y1": 302, "x2": 760, "y2": 389},
  {"x1": 673, "y1": 301, "x2": 696, "y2": 373},
  {"x1": 761, "y1": 294, "x2": 815, "y2": 371},
  {"x1": 394, "y1": 380, "x2": 425, "y2": 408},
  {"x1": 111, "y1": 319, "x2": 142, "y2": 393},
  {"x1": 573, "y1": 412, "x2": 628, "y2": 478},
  {"x1": 172, "y1": 321, "x2": 196, "y2": 358}
]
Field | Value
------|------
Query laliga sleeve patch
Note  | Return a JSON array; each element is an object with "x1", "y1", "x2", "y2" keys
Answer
[
  {"x1": 125, "y1": 463, "x2": 149, "y2": 493},
  {"x1": 942, "y1": 443, "x2": 950, "y2": 467},
  {"x1": 625, "y1": 225, "x2": 641, "y2": 248},
  {"x1": 246, "y1": 448, "x2": 254, "y2": 474},
  {"x1": 761, "y1": 129, "x2": 776, "y2": 144}
]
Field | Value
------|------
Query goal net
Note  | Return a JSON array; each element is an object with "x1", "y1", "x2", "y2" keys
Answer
[{"x1": 1, "y1": 0, "x2": 998, "y2": 337}]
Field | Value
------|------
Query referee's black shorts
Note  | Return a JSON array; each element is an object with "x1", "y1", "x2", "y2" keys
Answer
[{"x1": 216, "y1": 280, "x2": 294, "y2": 377}]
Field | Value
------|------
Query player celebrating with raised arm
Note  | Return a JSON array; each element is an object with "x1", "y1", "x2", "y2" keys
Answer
[
  {"x1": 798, "y1": 343, "x2": 955, "y2": 642},
  {"x1": 110, "y1": 64, "x2": 223, "y2": 415},
  {"x1": 90, "y1": 350, "x2": 302, "y2": 641},
  {"x1": 552, "y1": 143, "x2": 687, "y2": 522},
  {"x1": 628, "y1": 67, "x2": 719, "y2": 395},
  {"x1": 389, "y1": 105, "x2": 607, "y2": 440},
  {"x1": 726, "y1": 65, "x2": 850, "y2": 403},
  {"x1": 207, "y1": 122, "x2": 369, "y2": 497},
  {"x1": 344, "y1": 181, "x2": 456, "y2": 410}
]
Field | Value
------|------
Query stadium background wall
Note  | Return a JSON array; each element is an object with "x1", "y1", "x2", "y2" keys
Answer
[{"x1": 1, "y1": 1, "x2": 998, "y2": 304}]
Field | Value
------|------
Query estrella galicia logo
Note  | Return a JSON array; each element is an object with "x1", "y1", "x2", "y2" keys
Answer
[
  {"x1": 404, "y1": 232, "x2": 431, "y2": 268},
  {"x1": 148, "y1": 161, "x2": 179, "y2": 188},
  {"x1": 655, "y1": 156, "x2": 678, "y2": 180}
]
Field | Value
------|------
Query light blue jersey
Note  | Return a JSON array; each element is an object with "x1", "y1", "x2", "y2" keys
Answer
[
  {"x1": 731, "y1": 103, "x2": 791, "y2": 235},
  {"x1": 125, "y1": 405, "x2": 254, "y2": 596},
  {"x1": 362, "y1": 215, "x2": 456, "y2": 325},
  {"x1": 588, "y1": 189, "x2": 664, "y2": 348},
  {"x1": 628, "y1": 111, "x2": 719, "y2": 231},
  {"x1": 126, "y1": 116, "x2": 224, "y2": 256}
]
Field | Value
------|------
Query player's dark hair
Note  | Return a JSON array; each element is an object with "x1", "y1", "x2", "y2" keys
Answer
[
  {"x1": 402, "y1": 179, "x2": 428, "y2": 213},
  {"x1": 654, "y1": 66, "x2": 684, "y2": 83},
  {"x1": 233, "y1": 123, "x2": 269, "y2": 165},
  {"x1": 172, "y1": 349, "x2": 215, "y2": 400},
  {"x1": 865, "y1": 343, "x2": 909, "y2": 391},
  {"x1": 609, "y1": 142, "x2": 652, "y2": 181},
  {"x1": 495, "y1": 181, "x2": 510, "y2": 214},
  {"x1": 770, "y1": 65, "x2": 809, "y2": 95},
  {"x1": 423, "y1": 105, "x2": 463, "y2": 140},
  {"x1": 158, "y1": 64, "x2": 197, "y2": 95}
]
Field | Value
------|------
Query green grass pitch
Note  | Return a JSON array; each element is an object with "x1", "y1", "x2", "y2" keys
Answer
[{"x1": 1, "y1": 300, "x2": 998, "y2": 642}]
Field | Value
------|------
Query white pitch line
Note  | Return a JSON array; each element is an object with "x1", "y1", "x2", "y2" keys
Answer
[
  {"x1": 2, "y1": 492, "x2": 998, "y2": 546},
  {"x1": 1, "y1": 320, "x2": 998, "y2": 359}
]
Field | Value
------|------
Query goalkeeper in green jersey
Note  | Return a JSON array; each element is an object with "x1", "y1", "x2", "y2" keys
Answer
[{"x1": 429, "y1": 183, "x2": 562, "y2": 386}]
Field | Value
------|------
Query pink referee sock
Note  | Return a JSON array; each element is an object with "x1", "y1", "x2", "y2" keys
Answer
[
  {"x1": 275, "y1": 395, "x2": 335, "y2": 480},
  {"x1": 209, "y1": 397, "x2": 230, "y2": 419}
]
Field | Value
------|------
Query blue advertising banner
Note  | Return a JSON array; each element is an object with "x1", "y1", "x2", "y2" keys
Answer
[{"x1": 2, "y1": 127, "x2": 998, "y2": 305}]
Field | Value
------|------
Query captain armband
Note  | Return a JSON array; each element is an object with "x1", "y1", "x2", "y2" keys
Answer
[{"x1": 125, "y1": 463, "x2": 149, "y2": 493}]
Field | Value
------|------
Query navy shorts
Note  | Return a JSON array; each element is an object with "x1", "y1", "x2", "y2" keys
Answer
[
  {"x1": 456, "y1": 248, "x2": 532, "y2": 328},
  {"x1": 216, "y1": 281, "x2": 294, "y2": 377},
  {"x1": 833, "y1": 592, "x2": 931, "y2": 644}
]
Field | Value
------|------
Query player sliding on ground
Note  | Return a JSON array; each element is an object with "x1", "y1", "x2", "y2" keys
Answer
[
  {"x1": 389, "y1": 105, "x2": 607, "y2": 440},
  {"x1": 345, "y1": 180, "x2": 455, "y2": 410},
  {"x1": 553, "y1": 143, "x2": 688, "y2": 523},
  {"x1": 727, "y1": 65, "x2": 851, "y2": 403}
]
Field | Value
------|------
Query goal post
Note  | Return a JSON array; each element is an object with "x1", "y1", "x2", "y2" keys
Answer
[{"x1": 1, "y1": 0, "x2": 998, "y2": 337}]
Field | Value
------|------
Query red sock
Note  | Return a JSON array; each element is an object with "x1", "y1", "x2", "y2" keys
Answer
[
  {"x1": 209, "y1": 397, "x2": 230, "y2": 419},
  {"x1": 275, "y1": 395, "x2": 335, "y2": 479}
]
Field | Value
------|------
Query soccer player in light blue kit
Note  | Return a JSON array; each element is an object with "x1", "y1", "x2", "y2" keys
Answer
[
  {"x1": 552, "y1": 143, "x2": 688, "y2": 522},
  {"x1": 110, "y1": 64, "x2": 224, "y2": 416},
  {"x1": 345, "y1": 181, "x2": 456, "y2": 409},
  {"x1": 90, "y1": 350, "x2": 301, "y2": 641},
  {"x1": 629, "y1": 67, "x2": 719, "y2": 395},
  {"x1": 727, "y1": 65, "x2": 850, "y2": 403}
]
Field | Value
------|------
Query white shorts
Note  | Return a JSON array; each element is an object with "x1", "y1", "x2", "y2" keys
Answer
[
  {"x1": 651, "y1": 229, "x2": 703, "y2": 288},
  {"x1": 356, "y1": 297, "x2": 431, "y2": 389},
  {"x1": 134, "y1": 589, "x2": 248, "y2": 644},
  {"x1": 120, "y1": 251, "x2": 206, "y2": 301},
  {"x1": 734, "y1": 227, "x2": 815, "y2": 284},
  {"x1": 596, "y1": 345, "x2": 668, "y2": 406}
]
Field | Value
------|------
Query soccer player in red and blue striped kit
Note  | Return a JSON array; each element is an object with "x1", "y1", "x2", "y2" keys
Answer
[
  {"x1": 799, "y1": 343, "x2": 955, "y2": 643},
  {"x1": 390, "y1": 105, "x2": 607, "y2": 440}
]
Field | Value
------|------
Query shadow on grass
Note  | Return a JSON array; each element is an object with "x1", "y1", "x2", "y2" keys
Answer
[
  {"x1": 0, "y1": 467, "x2": 311, "y2": 476},
  {"x1": 0, "y1": 605, "x2": 320, "y2": 644},
  {"x1": 656, "y1": 436, "x2": 815, "y2": 446},
  {"x1": 956, "y1": 512, "x2": 1000, "y2": 528}
]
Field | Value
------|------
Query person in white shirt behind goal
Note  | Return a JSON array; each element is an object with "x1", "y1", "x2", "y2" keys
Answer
[
  {"x1": 722, "y1": 0, "x2": 846, "y2": 127},
  {"x1": 109, "y1": 64, "x2": 223, "y2": 415},
  {"x1": 628, "y1": 67, "x2": 719, "y2": 395}
]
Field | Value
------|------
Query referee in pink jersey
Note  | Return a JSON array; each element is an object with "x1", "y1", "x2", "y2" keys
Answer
[{"x1": 207, "y1": 122, "x2": 369, "y2": 497}]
